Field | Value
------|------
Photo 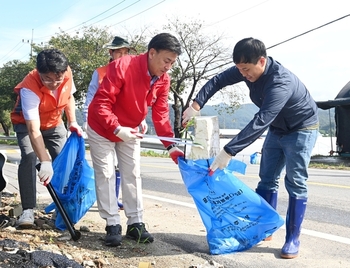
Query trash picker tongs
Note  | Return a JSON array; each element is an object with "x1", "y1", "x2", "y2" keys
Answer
[
  {"x1": 140, "y1": 133, "x2": 199, "y2": 160},
  {"x1": 36, "y1": 163, "x2": 81, "y2": 241}
]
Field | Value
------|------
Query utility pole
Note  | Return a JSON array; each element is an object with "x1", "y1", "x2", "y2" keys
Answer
[
  {"x1": 30, "y1": 29, "x2": 33, "y2": 58},
  {"x1": 22, "y1": 29, "x2": 34, "y2": 60}
]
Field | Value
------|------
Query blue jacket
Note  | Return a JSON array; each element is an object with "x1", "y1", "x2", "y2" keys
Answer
[{"x1": 194, "y1": 57, "x2": 319, "y2": 156}]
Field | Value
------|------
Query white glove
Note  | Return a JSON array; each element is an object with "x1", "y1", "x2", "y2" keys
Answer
[
  {"x1": 139, "y1": 120, "x2": 148, "y2": 134},
  {"x1": 38, "y1": 161, "x2": 53, "y2": 185},
  {"x1": 82, "y1": 122, "x2": 88, "y2": 132},
  {"x1": 182, "y1": 105, "x2": 200, "y2": 125},
  {"x1": 116, "y1": 126, "x2": 142, "y2": 142},
  {"x1": 209, "y1": 149, "x2": 232, "y2": 175}
]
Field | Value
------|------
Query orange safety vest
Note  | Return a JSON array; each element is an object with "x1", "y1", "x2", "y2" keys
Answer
[
  {"x1": 11, "y1": 67, "x2": 73, "y2": 130},
  {"x1": 96, "y1": 65, "x2": 107, "y2": 85}
]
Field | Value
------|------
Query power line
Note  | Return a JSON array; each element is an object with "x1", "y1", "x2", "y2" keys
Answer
[
  {"x1": 266, "y1": 13, "x2": 350, "y2": 49},
  {"x1": 34, "y1": 1, "x2": 130, "y2": 40},
  {"x1": 1, "y1": 1, "x2": 84, "y2": 64},
  {"x1": 205, "y1": 0, "x2": 270, "y2": 28},
  {"x1": 61, "y1": 0, "x2": 128, "y2": 33},
  {"x1": 210, "y1": 13, "x2": 350, "y2": 72},
  {"x1": 1, "y1": 0, "x2": 167, "y2": 65},
  {"x1": 84, "y1": 0, "x2": 141, "y2": 28},
  {"x1": 0, "y1": 42, "x2": 25, "y2": 63},
  {"x1": 109, "y1": 0, "x2": 166, "y2": 27},
  {"x1": 35, "y1": 0, "x2": 165, "y2": 43},
  {"x1": 33, "y1": 0, "x2": 84, "y2": 30}
]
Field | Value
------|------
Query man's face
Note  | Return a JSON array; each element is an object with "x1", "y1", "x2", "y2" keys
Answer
[
  {"x1": 148, "y1": 48, "x2": 178, "y2": 77},
  {"x1": 235, "y1": 57, "x2": 266, "y2": 82},
  {"x1": 39, "y1": 72, "x2": 65, "y2": 91},
  {"x1": 110, "y1": 47, "x2": 129, "y2": 60}
]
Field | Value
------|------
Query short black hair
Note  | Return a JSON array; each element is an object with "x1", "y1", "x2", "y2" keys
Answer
[
  {"x1": 36, "y1": 49, "x2": 69, "y2": 74},
  {"x1": 148, "y1": 33, "x2": 182, "y2": 56},
  {"x1": 233, "y1": 37, "x2": 267, "y2": 64}
]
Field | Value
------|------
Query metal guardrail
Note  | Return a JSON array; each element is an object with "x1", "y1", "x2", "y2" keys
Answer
[
  {"x1": 0, "y1": 137, "x2": 16, "y2": 140},
  {"x1": 0, "y1": 136, "x2": 182, "y2": 151}
]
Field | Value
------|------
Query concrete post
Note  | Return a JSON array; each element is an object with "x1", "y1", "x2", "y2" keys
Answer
[{"x1": 188, "y1": 116, "x2": 220, "y2": 159}]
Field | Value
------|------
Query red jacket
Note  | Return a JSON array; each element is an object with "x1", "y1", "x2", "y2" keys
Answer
[
  {"x1": 88, "y1": 53, "x2": 175, "y2": 148},
  {"x1": 11, "y1": 67, "x2": 73, "y2": 130}
]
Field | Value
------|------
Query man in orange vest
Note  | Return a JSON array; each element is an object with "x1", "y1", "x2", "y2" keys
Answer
[
  {"x1": 11, "y1": 49, "x2": 82, "y2": 228},
  {"x1": 83, "y1": 36, "x2": 147, "y2": 210}
]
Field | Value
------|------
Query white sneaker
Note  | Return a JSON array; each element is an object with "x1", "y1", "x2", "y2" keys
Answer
[{"x1": 17, "y1": 209, "x2": 34, "y2": 227}]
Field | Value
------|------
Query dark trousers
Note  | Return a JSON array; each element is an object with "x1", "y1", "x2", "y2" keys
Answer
[{"x1": 13, "y1": 123, "x2": 67, "y2": 209}]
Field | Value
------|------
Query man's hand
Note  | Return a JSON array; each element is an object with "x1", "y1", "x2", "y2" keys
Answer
[
  {"x1": 139, "y1": 120, "x2": 148, "y2": 134},
  {"x1": 38, "y1": 161, "x2": 53, "y2": 185},
  {"x1": 209, "y1": 149, "x2": 232, "y2": 176},
  {"x1": 69, "y1": 121, "x2": 83, "y2": 136},
  {"x1": 182, "y1": 105, "x2": 200, "y2": 126},
  {"x1": 169, "y1": 147, "x2": 184, "y2": 164},
  {"x1": 116, "y1": 126, "x2": 142, "y2": 142}
]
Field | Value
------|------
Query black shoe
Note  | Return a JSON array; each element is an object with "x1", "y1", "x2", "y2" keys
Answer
[
  {"x1": 105, "y1": 224, "x2": 122, "y2": 246},
  {"x1": 126, "y1": 222, "x2": 154, "y2": 243}
]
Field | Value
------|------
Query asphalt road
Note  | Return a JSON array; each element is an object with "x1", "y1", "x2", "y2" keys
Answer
[
  {"x1": 140, "y1": 157, "x2": 350, "y2": 268},
  {"x1": 1, "y1": 145, "x2": 350, "y2": 267}
]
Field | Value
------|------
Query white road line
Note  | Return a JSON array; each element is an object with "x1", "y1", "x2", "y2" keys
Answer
[
  {"x1": 143, "y1": 194, "x2": 196, "y2": 208},
  {"x1": 143, "y1": 194, "x2": 350, "y2": 245},
  {"x1": 301, "y1": 229, "x2": 350, "y2": 245}
]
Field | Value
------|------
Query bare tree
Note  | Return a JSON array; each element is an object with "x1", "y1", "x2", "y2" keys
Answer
[{"x1": 163, "y1": 18, "x2": 244, "y2": 137}]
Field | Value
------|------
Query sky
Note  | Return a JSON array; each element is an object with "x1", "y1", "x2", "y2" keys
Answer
[{"x1": 1, "y1": 0, "x2": 350, "y2": 103}]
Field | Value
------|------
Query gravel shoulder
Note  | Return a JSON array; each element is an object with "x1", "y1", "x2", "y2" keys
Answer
[{"x1": 0, "y1": 194, "x2": 221, "y2": 268}]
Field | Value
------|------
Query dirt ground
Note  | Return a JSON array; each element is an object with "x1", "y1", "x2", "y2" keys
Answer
[{"x1": 0, "y1": 193, "x2": 222, "y2": 268}]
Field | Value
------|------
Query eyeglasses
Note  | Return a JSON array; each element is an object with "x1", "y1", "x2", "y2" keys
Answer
[{"x1": 39, "y1": 74, "x2": 65, "y2": 85}]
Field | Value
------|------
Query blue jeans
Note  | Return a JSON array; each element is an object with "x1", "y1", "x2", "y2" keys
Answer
[{"x1": 257, "y1": 129, "x2": 318, "y2": 198}]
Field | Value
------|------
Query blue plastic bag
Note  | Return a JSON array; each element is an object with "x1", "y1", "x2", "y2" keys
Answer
[
  {"x1": 45, "y1": 132, "x2": 96, "y2": 230},
  {"x1": 250, "y1": 152, "x2": 258, "y2": 164},
  {"x1": 178, "y1": 157, "x2": 284, "y2": 255}
]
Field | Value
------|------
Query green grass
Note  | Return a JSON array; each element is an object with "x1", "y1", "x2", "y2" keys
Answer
[
  {"x1": 140, "y1": 150, "x2": 169, "y2": 158},
  {"x1": 0, "y1": 138, "x2": 17, "y2": 146},
  {"x1": 309, "y1": 162, "x2": 350, "y2": 170}
]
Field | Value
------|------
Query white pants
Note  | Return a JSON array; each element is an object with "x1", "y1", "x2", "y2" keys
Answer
[{"x1": 87, "y1": 126, "x2": 143, "y2": 226}]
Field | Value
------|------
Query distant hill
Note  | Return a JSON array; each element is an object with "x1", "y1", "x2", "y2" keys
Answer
[
  {"x1": 170, "y1": 102, "x2": 334, "y2": 133},
  {"x1": 201, "y1": 103, "x2": 335, "y2": 133},
  {"x1": 78, "y1": 102, "x2": 335, "y2": 136},
  {"x1": 201, "y1": 103, "x2": 259, "y2": 129}
]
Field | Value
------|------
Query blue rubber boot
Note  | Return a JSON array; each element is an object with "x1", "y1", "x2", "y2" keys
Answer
[
  {"x1": 281, "y1": 197, "x2": 307, "y2": 259},
  {"x1": 115, "y1": 170, "x2": 123, "y2": 209},
  {"x1": 256, "y1": 189, "x2": 278, "y2": 241},
  {"x1": 255, "y1": 189, "x2": 278, "y2": 209}
]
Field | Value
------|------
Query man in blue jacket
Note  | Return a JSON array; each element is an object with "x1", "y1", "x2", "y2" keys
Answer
[{"x1": 182, "y1": 37, "x2": 319, "y2": 259}]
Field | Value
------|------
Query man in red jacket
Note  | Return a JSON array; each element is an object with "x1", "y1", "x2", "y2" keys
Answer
[
  {"x1": 87, "y1": 33, "x2": 183, "y2": 246},
  {"x1": 83, "y1": 36, "x2": 142, "y2": 210}
]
